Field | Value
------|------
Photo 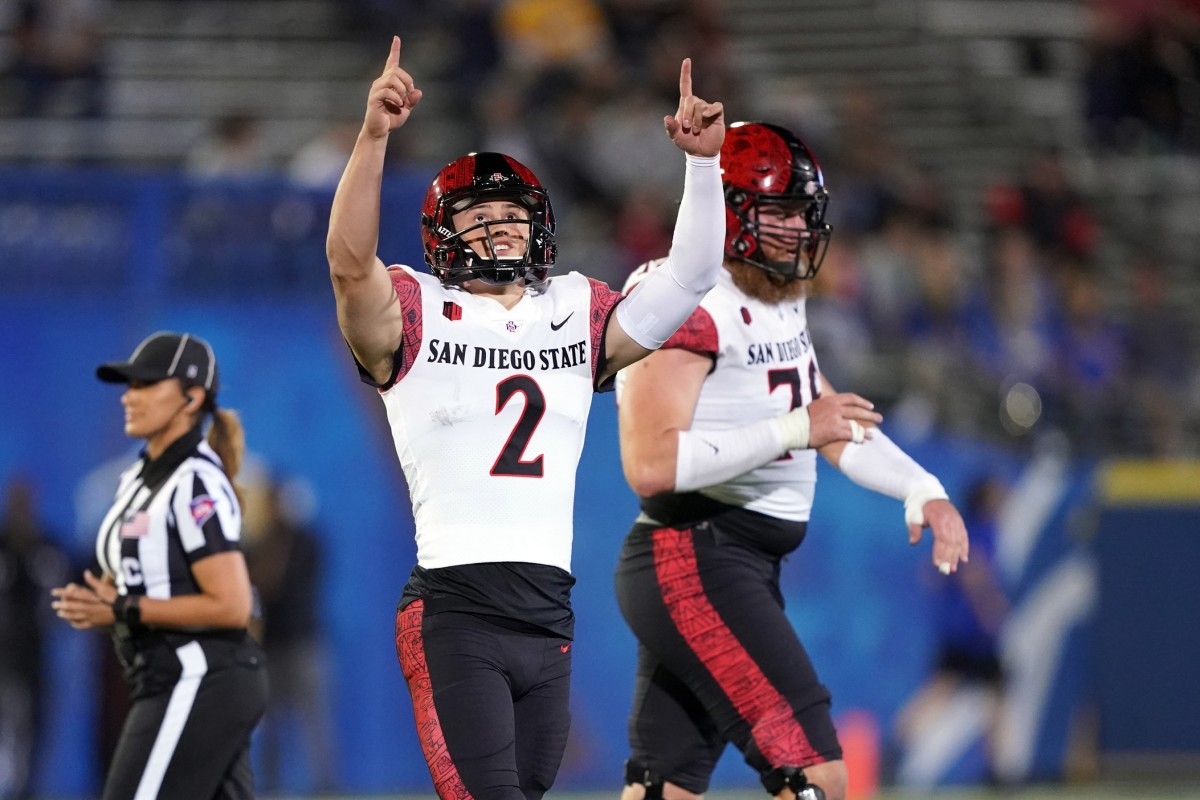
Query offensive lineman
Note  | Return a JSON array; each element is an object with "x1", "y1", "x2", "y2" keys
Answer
[{"x1": 613, "y1": 122, "x2": 970, "y2": 800}]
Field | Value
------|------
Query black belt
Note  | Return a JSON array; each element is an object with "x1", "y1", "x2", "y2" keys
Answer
[{"x1": 111, "y1": 626, "x2": 248, "y2": 673}]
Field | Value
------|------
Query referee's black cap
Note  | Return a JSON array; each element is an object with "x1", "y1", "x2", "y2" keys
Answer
[{"x1": 97, "y1": 331, "x2": 219, "y2": 394}]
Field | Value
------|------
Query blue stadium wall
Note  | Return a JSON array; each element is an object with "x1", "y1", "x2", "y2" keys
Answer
[{"x1": 1, "y1": 169, "x2": 1175, "y2": 794}]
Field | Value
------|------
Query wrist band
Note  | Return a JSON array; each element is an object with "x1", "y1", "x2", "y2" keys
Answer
[
  {"x1": 112, "y1": 594, "x2": 142, "y2": 626},
  {"x1": 775, "y1": 406, "x2": 811, "y2": 450},
  {"x1": 903, "y1": 477, "x2": 950, "y2": 527}
]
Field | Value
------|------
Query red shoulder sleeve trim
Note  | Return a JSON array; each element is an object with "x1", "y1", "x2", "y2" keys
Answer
[
  {"x1": 389, "y1": 266, "x2": 423, "y2": 387},
  {"x1": 662, "y1": 306, "x2": 719, "y2": 356},
  {"x1": 588, "y1": 277, "x2": 623, "y2": 388}
]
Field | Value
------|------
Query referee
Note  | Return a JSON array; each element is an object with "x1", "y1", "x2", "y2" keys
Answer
[{"x1": 52, "y1": 331, "x2": 268, "y2": 800}]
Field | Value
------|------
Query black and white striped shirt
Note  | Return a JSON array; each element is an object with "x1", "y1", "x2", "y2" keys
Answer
[{"x1": 96, "y1": 426, "x2": 242, "y2": 600}]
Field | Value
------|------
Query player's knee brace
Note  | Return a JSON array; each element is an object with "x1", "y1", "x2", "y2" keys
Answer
[
  {"x1": 761, "y1": 766, "x2": 825, "y2": 800},
  {"x1": 624, "y1": 759, "x2": 665, "y2": 800}
]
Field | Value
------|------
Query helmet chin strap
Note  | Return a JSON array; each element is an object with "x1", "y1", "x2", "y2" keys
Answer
[
  {"x1": 450, "y1": 252, "x2": 528, "y2": 286},
  {"x1": 466, "y1": 265, "x2": 526, "y2": 286},
  {"x1": 482, "y1": 271, "x2": 524, "y2": 286}
]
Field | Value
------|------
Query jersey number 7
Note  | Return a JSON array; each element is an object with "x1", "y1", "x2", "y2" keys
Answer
[{"x1": 769, "y1": 360, "x2": 819, "y2": 459}]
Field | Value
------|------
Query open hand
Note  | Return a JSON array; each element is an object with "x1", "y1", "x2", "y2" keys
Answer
[
  {"x1": 51, "y1": 570, "x2": 115, "y2": 630},
  {"x1": 664, "y1": 58, "x2": 724, "y2": 157},
  {"x1": 908, "y1": 499, "x2": 970, "y2": 574},
  {"x1": 363, "y1": 35, "x2": 423, "y2": 139}
]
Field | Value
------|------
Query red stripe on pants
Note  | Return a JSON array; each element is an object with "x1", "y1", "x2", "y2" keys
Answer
[
  {"x1": 396, "y1": 600, "x2": 473, "y2": 800},
  {"x1": 652, "y1": 527, "x2": 821, "y2": 765}
]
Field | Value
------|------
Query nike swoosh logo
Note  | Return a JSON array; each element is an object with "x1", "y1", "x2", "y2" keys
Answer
[
  {"x1": 560, "y1": 644, "x2": 572, "y2": 653},
  {"x1": 699, "y1": 438, "x2": 719, "y2": 455},
  {"x1": 550, "y1": 312, "x2": 574, "y2": 331}
]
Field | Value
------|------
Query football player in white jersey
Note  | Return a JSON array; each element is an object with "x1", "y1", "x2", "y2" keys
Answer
[
  {"x1": 327, "y1": 38, "x2": 829, "y2": 800},
  {"x1": 613, "y1": 122, "x2": 970, "y2": 800}
]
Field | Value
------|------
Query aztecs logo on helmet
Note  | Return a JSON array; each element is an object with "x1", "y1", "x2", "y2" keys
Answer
[
  {"x1": 720, "y1": 122, "x2": 832, "y2": 281},
  {"x1": 420, "y1": 152, "x2": 557, "y2": 286}
]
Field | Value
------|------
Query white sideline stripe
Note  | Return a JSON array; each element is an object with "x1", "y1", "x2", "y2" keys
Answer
[
  {"x1": 896, "y1": 685, "x2": 989, "y2": 788},
  {"x1": 134, "y1": 641, "x2": 208, "y2": 800},
  {"x1": 996, "y1": 448, "x2": 1068, "y2": 583},
  {"x1": 994, "y1": 555, "x2": 1097, "y2": 782}
]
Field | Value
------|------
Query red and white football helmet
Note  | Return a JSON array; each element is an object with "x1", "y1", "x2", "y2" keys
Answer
[
  {"x1": 420, "y1": 152, "x2": 557, "y2": 285},
  {"x1": 721, "y1": 122, "x2": 831, "y2": 280}
]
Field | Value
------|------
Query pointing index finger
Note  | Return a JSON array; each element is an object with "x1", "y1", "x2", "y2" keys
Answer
[
  {"x1": 386, "y1": 35, "x2": 400, "y2": 69},
  {"x1": 679, "y1": 57, "x2": 692, "y2": 99}
]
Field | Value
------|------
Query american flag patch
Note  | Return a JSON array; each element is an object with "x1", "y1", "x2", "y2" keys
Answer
[
  {"x1": 120, "y1": 511, "x2": 149, "y2": 538},
  {"x1": 190, "y1": 495, "x2": 217, "y2": 526},
  {"x1": 443, "y1": 301, "x2": 462, "y2": 321}
]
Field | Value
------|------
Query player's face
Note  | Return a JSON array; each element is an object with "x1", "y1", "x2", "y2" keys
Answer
[
  {"x1": 451, "y1": 200, "x2": 531, "y2": 260},
  {"x1": 754, "y1": 200, "x2": 810, "y2": 263}
]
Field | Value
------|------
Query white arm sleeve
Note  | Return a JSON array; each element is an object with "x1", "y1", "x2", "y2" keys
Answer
[
  {"x1": 836, "y1": 429, "x2": 948, "y2": 525},
  {"x1": 673, "y1": 407, "x2": 813, "y2": 493},
  {"x1": 675, "y1": 422, "x2": 787, "y2": 493},
  {"x1": 616, "y1": 154, "x2": 724, "y2": 349}
]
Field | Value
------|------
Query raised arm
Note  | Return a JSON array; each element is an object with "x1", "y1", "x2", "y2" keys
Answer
[
  {"x1": 327, "y1": 35, "x2": 423, "y2": 385},
  {"x1": 601, "y1": 58, "x2": 726, "y2": 381}
]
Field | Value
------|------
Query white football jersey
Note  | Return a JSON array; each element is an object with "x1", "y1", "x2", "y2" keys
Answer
[
  {"x1": 375, "y1": 265, "x2": 621, "y2": 573},
  {"x1": 619, "y1": 261, "x2": 820, "y2": 521}
]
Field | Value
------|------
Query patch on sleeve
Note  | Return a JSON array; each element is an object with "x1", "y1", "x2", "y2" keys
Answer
[
  {"x1": 189, "y1": 494, "x2": 218, "y2": 527},
  {"x1": 588, "y1": 277, "x2": 624, "y2": 383},
  {"x1": 391, "y1": 266, "x2": 424, "y2": 385},
  {"x1": 663, "y1": 306, "x2": 719, "y2": 356}
]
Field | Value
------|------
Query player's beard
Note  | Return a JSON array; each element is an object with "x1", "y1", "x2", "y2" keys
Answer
[{"x1": 726, "y1": 260, "x2": 809, "y2": 304}]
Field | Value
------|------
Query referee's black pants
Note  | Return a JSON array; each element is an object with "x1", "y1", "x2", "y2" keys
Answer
[{"x1": 103, "y1": 632, "x2": 268, "y2": 800}]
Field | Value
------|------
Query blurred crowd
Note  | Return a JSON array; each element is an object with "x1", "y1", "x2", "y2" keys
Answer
[
  {"x1": 3, "y1": 0, "x2": 107, "y2": 119},
  {"x1": 806, "y1": 140, "x2": 1198, "y2": 459},
  {"x1": 0, "y1": 478, "x2": 70, "y2": 800},
  {"x1": 3, "y1": 2, "x2": 1199, "y2": 795},
  {"x1": 1, "y1": 0, "x2": 1198, "y2": 461},
  {"x1": 1082, "y1": 0, "x2": 1200, "y2": 154}
]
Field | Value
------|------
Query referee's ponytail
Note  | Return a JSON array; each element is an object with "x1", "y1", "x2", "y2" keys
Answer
[{"x1": 208, "y1": 406, "x2": 245, "y2": 481}]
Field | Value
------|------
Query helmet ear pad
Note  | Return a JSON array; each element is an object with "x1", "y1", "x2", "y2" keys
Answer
[
  {"x1": 420, "y1": 152, "x2": 557, "y2": 285},
  {"x1": 723, "y1": 187, "x2": 761, "y2": 264}
]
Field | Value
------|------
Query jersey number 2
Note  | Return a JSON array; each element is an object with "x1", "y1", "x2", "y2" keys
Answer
[{"x1": 491, "y1": 375, "x2": 546, "y2": 477}]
